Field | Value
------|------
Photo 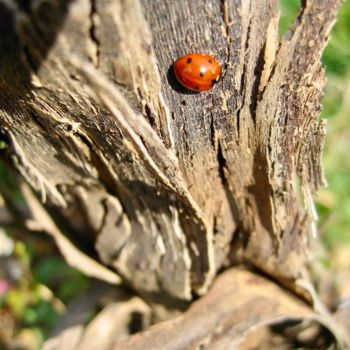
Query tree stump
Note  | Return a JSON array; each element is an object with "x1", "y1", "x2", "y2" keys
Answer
[{"x1": 0, "y1": 0, "x2": 348, "y2": 348}]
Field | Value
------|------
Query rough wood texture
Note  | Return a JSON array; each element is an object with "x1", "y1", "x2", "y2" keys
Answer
[
  {"x1": 0, "y1": 0, "x2": 341, "y2": 304},
  {"x1": 111, "y1": 269, "x2": 329, "y2": 350},
  {"x1": 42, "y1": 268, "x2": 350, "y2": 350}
]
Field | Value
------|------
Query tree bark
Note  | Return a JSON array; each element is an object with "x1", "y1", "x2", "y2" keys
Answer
[{"x1": 0, "y1": 0, "x2": 346, "y2": 348}]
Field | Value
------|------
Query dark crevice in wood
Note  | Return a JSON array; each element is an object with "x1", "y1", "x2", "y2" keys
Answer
[
  {"x1": 219, "y1": 0, "x2": 232, "y2": 82},
  {"x1": 28, "y1": 110, "x2": 46, "y2": 131},
  {"x1": 251, "y1": 46, "x2": 266, "y2": 119},
  {"x1": 89, "y1": 0, "x2": 100, "y2": 67},
  {"x1": 96, "y1": 197, "x2": 110, "y2": 234},
  {"x1": 128, "y1": 311, "x2": 145, "y2": 335},
  {"x1": 270, "y1": 318, "x2": 335, "y2": 349},
  {"x1": 230, "y1": 227, "x2": 249, "y2": 252},
  {"x1": 209, "y1": 112, "x2": 216, "y2": 149},
  {"x1": 48, "y1": 197, "x2": 98, "y2": 254},
  {"x1": 218, "y1": 0, "x2": 228, "y2": 38},
  {"x1": 136, "y1": 87, "x2": 157, "y2": 129},
  {"x1": 145, "y1": 104, "x2": 156, "y2": 129},
  {"x1": 291, "y1": 0, "x2": 308, "y2": 36},
  {"x1": 138, "y1": 289, "x2": 190, "y2": 312},
  {"x1": 216, "y1": 141, "x2": 227, "y2": 187},
  {"x1": 212, "y1": 215, "x2": 218, "y2": 236},
  {"x1": 236, "y1": 13, "x2": 253, "y2": 134}
]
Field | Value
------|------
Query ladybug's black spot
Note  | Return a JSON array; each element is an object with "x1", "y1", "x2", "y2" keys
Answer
[
  {"x1": 200, "y1": 71, "x2": 205, "y2": 77},
  {"x1": 208, "y1": 59, "x2": 212, "y2": 64},
  {"x1": 194, "y1": 86, "x2": 200, "y2": 90},
  {"x1": 211, "y1": 79, "x2": 216, "y2": 86},
  {"x1": 187, "y1": 57, "x2": 192, "y2": 64}
]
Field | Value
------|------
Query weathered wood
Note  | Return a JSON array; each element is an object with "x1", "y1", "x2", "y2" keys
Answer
[
  {"x1": 2, "y1": 0, "x2": 348, "y2": 347},
  {"x1": 0, "y1": 0, "x2": 341, "y2": 304},
  {"x1": 111, "y1": 268, "x2": 335, "y2": 350}
]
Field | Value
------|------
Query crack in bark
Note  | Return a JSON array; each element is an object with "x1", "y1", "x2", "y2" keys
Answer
[
  {"x1": 136, "y1": 87, "x2": 157, "y2": 130},
  {"x1": 216, "y1": 140, "x2": 227, "y2": 188},
  {"x1": 250, "y1": 45, "x2": 266, "y2": 123},
  {"x1": 219, "y1": 0, "x2": 232, "y2": 82},
  {"x1": 89, "y1": 0, "x2": 100, "y2": 67},
  {"x1": 235, "y1": 13, "x2": 253, "y2": 135},
  {"x1": 209, "y1": 112, "x2": 216, "y2": 149}
]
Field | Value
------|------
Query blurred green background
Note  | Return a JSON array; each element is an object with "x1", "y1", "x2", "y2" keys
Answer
[{"x1": 1, "y1": 1, "x2": 350, "y2": 349}]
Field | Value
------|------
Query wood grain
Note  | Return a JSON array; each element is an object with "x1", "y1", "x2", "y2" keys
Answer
[{"x1": 0, "y1": 0, "x2": 342, "y2": 303}]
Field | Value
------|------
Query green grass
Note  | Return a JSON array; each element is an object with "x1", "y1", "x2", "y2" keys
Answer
[
  {"x1": 279, "y1": 0, "x2": 300, "y2": 35},
  {"x1": 322, "y1": 1, "x2": 350, "y2": 76}
]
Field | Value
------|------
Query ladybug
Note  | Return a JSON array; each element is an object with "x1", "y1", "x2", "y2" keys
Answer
[{"x1": 173, "y1": 53, "x2": 221, "y2": 92}]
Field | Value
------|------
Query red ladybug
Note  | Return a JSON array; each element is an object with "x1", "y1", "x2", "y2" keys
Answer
[{"x1": 173, "y1": 53, "x2": 221, "y2": 92}]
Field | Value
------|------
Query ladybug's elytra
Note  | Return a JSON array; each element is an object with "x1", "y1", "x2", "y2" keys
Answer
[{"x1": 173, "y1": 53, "x2": 221, "y2": 92}]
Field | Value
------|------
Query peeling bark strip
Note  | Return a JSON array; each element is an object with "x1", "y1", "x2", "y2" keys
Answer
[
  {"x1": 0, "y1": 0, "x2": 342, "y2": 301},
  {"x1": 112, "y1": 268, "x2": 349, "y2": 350}
]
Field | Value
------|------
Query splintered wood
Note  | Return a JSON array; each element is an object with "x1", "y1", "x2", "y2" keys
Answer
[{"x1": 0, "y1": 0, "x2": 344, "y2": 341}]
